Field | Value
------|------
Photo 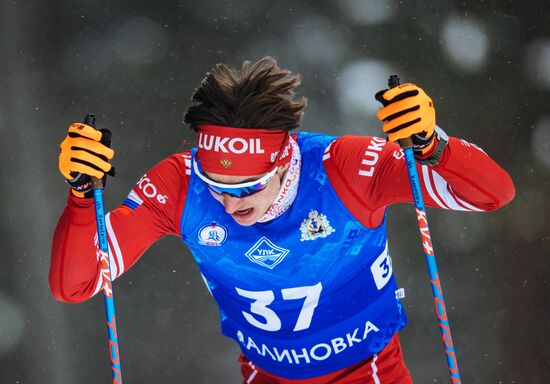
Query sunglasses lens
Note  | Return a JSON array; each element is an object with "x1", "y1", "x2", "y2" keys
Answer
[
  {"x1": 208, "y1": 183, "x2": 267, "y2": 198},
  {"x1": 194, "y1": 158, "x2": 277, "y2": 198}
]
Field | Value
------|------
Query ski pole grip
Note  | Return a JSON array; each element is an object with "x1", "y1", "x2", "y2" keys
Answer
[
  {"x1": 388, "y1": 75, "x2": 400, "y2": 88},
  {"x1": 91, "y1": 175, "x2": 103, "y2": 189},
  {"x1": 83, "y1": 114, "x2": 104, "y2": 189},
  {"x1": 84, "y1": 113, "x2": 96, "y2": 127},
  {"x1": 399, "y1": 136, "x2": 413, "y2": 150},
  {"x1": 387, "y1": 75, "x2": 414, "y2": 149}
]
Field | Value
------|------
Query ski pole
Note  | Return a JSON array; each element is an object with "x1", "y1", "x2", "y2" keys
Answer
[
  {"x1": 84, "y1": 114, "x2": 123, "y2": 383},
  {"x1": 387, "y1": 76, "x2": 462, "y2": 383}
]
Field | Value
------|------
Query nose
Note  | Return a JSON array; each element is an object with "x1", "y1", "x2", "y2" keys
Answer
[{"x1": 222, "y1": 194, "x2": 244, "y2": 213}]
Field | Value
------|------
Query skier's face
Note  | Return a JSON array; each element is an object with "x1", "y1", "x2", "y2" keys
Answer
[{"x1": 205, "y1": 163, "x2": 290, "y2": 226}]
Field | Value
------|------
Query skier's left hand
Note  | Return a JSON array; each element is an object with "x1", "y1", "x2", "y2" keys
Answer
[{"x1": 375, "y1": 83, "x2": 436, "y2": 155}]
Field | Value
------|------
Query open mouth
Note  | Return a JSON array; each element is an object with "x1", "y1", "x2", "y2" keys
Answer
[
  {"x1": 234, "y1": 208, "x2": 253, "y2": 216},
  {"x1": 235, "y1": 208, "x2": 254, "y2": 215}
]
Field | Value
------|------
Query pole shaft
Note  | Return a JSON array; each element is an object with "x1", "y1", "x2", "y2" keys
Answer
[
  {"x1": 93, "y1": 188, "x2": 123, "y2": 383},
  {"x1": 86, "y1": 114, "x2": 123, "y2": 383},
  {"x1": 386, "y1": 76, "x2": 462, "y2": 382},
  {"x1": 402, "y1": 147, "x2": 461, "y2": 383}
]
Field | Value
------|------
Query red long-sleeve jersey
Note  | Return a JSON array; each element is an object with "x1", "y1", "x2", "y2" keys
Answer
[{"x1": 49, "y1": 135, "x2": 515, "y2": 303}]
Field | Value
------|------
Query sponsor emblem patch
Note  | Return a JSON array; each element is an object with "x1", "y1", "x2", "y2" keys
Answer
[
  {"x1": 220, "y1": 159, "x2": 232, "y2": 168},
  {"x1": 244, "y1": 236, "x2": 290, "y2": 269},
  {"x1": 300, "y1": 210, "x2": 335, "y2": 241},
  {"x1": 198, "y1": 222, "x2": 228, "y2": 246}
]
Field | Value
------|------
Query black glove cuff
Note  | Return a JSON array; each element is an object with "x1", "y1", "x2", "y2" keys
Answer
[
  {"x1": 66, "y1": 173, "x2": 93, "y2": 192},
  {"x1": 66, "y1": 173, "x2": 107, "y2": 198},
  {"x1": 415, "y1": 126, "x2": 449, "y2": 166},
  {"x1": 412, "y1": 133, "x2": 435, "y2": 154}
]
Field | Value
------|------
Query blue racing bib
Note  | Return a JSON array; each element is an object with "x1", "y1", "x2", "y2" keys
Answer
[{"x1": 180, "y1": 132, "x2": 407, "y2": 379}]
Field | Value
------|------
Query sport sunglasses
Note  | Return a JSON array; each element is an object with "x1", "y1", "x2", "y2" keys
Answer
[{"x1": 193, "y1": 158, "x2": 278, "y2": 198}]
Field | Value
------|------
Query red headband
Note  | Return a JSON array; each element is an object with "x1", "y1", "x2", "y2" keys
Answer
[{"x1": 196, "y1": 124, "x2": 292, "y2": 175}]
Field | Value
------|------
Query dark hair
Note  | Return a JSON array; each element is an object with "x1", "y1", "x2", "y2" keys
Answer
[{"x1": 184, "y1": 56, "x2": 306, "y2": 132}]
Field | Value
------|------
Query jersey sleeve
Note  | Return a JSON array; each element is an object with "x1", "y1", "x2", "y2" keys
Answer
[
  {"x1": 49, "y1": 152, "x2": 191, "y2": 303},
  {"x1": 323, "y1": 135, "x2": 515, "y2": 228}
]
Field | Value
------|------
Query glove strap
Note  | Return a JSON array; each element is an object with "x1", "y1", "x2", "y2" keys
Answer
[
  {"x1": 66, "y1": 172, "x2": 106, "y2": 198},
  {"x1": 412, "y1": 133, "x2": 435, "y2": 154},
  {"x1": 415, "y1": 126, "x2": 448, "y2": 166},
  {"x1": 66, "y1": 173, "x2": 93, "y2": 192}
]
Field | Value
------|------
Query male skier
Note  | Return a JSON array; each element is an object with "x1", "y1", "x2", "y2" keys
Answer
[{"x1": 51, "y1": 57, "x2": 515, "y2": 383}]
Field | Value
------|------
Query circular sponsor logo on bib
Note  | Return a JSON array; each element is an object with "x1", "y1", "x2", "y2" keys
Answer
[{"x1": 198, "y1": 222, "x2": 227, "y2": 246}]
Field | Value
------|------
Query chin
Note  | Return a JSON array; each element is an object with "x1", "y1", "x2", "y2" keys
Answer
[
  {"x1": 233, "y1": 218, "x2": 258, "y2": 226},
  {"x1": 231, "y1": 214, "x2": 260, "y2": 226}
]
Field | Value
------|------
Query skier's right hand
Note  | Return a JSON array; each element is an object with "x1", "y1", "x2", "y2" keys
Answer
[{"x1": 58, "y1": 122, "x2": 115, "y2": 198}]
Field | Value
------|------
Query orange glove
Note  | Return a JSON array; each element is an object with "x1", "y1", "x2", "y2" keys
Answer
[
  {"x1": 59, "y1": 123, "x2": 115, "y2": 197},
  {"x1": 375, "y1": 83, "x2": 436, "y2": 154}
]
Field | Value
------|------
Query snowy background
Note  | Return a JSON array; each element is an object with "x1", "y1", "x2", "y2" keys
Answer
[{"x1": 1, "y1": 0, "x2": 549, "y2": 383}]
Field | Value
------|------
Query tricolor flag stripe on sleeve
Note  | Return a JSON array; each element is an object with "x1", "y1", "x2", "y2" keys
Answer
[{"x1": 122, "y1": 190, "x2": 143, "y2": 210}]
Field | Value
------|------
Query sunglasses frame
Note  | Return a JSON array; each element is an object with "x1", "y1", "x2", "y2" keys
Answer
[{"x1": 193, "y1": 158, "x2": 278, "y2": 198}]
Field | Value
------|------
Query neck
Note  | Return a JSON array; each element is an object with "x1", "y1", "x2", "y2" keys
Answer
[{"x1": 258, "y1": 136, "x2": 301, "y2": 223}]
